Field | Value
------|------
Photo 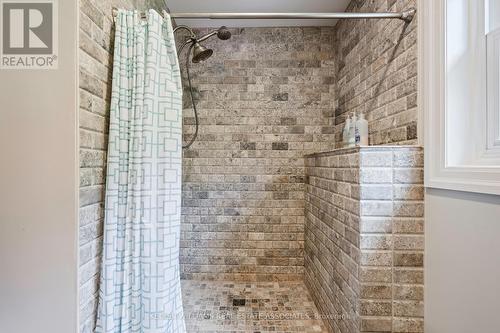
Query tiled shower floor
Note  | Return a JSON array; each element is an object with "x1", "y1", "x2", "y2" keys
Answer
[{"x1": 181, "y1": 280, "x2": 328, "y2": 333}]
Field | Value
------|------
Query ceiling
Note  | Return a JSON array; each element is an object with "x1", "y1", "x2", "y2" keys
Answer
[{"x1": 165, "y1": 0, "x2": 352, "y2": 27}]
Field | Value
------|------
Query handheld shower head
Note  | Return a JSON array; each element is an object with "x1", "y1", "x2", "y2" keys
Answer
[
  {"x1": 174, "y1": 25, "x2": 231, "y2": 148},
  {"x1": 216, "y1": 26, "x2": 231, "y2": 40},
  {"x1": 197, "y1": 26, "x2": 232, "y2": 43}
]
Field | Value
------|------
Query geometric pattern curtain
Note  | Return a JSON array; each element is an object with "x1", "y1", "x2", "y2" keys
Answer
[{"x1": 95, "y1": 9, "x2": 185, "y2": 333}]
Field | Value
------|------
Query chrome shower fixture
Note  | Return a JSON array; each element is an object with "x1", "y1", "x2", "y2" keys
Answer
[
  {"x1": 216, "y1": 26, "x2": 232, "y2": 40},
  {"x1": 197, "y1": 26, "x2": 232, "y2": 43},
  {"x1": 191, "y1": 42, "x2": 213, "y2": 63},
  {"x1": 173, "y1": 25, "x2": 231, "y2": 149},
  {"x1": 190, "y1": 27, "x2": 231, "y2": 63},
  {"x1": 173, "y1": 25, "x2": 232, "y2": 63}
]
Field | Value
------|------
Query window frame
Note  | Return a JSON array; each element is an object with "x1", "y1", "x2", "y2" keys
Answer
[
  {"x1": 487, "y1": 28, "x2": 500, "y2": 151},
  {"x1": 421, "y1": 0, "x2": 500, "y2": 195}
]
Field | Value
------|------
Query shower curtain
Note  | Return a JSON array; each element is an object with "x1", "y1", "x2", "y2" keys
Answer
[{"x1": 95, "y1": 9, "x2": 185, "y2": 333}]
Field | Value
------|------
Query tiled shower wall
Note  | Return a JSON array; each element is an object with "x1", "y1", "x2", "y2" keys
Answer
[
  {"x1": 305, "y1": 147, "x2": 424, "y2": 332},
  {"x1": 333, "y1": 0, "x2": 418, "y2": 146},
  {"x1": 78, "y1": 0, "x2": 163, "y2": 332},
  {"x1": 180, "y1": 27, "x2": 336, "y2": 281}
]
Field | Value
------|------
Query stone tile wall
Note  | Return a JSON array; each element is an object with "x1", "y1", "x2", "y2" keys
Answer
[
  {"x1": 179, "y1": 27, "x2": 336, "y2": 281},
  {"x1": 304, "y1": 148, "x2": 361, "y2": 332},
  {"x1": 179, "y1": 0, "x2": 420, "y2": 283},
  {"x1": 304, "y1": 146, "x2": 424, "y2": 333},
  {"x1": 78, "y1": 1, "x2": 163, "y2": 332},
  {"x1": 333, "y1": 0, "x2": 418, "y2": 146}
]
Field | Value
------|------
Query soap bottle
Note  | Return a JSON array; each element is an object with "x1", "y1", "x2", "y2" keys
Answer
[
  {"x1": 354, "y1": 112, "x2": 361, "y2": 145},
  {"x1": 348, "y1": 113, "x2": 357, "y2": 147},
  {"x1": 356, "y1": 112, "x2": 369, "y2": 146},
  {"x1": 342, "y1": 115, "x2": 351, "y2": 147}
]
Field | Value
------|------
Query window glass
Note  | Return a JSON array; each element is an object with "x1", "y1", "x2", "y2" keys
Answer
[
  {"x1": 486, "y1": 0, "x2": 500, "y2": 33},
  {"x1": 487, "y1": 0, "x2": 500, "y2": 146}
]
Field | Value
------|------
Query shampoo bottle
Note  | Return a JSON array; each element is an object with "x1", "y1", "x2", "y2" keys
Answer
[
  {"x1": 342, "y1": 115, "x2": 351, "y2": 147},
  {"x1": 354, "y1": 112, "x2": 360, "y2": 145},
  {"x1": 348, "y1": 113, "x2": 357, "y2": 147},
  {"x1": 356, "y1": 112, "x2": 369, "y2": 146}
]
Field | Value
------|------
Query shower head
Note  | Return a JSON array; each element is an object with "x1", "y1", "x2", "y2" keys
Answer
[
  {"x1": 191, "y1": 42, "x2": 213, "y2": 63},
  {"x1": 216, "y1": 26, "x2": 231, "y2": 40},
  {"x1": 175, "y1": 25, "x2": 230, "y2": 149},
  {"x1": 196, "y1": 26, "x2": 232, "y2": 43}
]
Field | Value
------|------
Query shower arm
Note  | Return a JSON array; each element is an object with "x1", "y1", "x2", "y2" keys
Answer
[
  {"x1": 173, "y1": 25, "x2": 221, "y2": 48},
  {"x1": 196, "y1": 31, "x2": 218, "y2": 43}
]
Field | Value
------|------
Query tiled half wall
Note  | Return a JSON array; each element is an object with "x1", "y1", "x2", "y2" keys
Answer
[{"x1": 304, "y1": 146, "x2": 424, "y2": 332}]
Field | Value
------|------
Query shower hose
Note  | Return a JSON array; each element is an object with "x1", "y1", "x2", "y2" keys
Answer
[{"x1": 178, "y1": 40, "x2": 199, "y2": 149}]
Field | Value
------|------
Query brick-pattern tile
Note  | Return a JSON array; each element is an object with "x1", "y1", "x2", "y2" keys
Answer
[
  {"x1": 304, "y1": 147, "x2": 423, "y2": 333},
  {"x1": 333, "y1": 0, "x2": 418, "y2": 146},
  {"x1": 179, "y1": 27, "x2": 336, "y2": 282},
  {"x1": 304, "y1": 148, "x2": 362, "y2": 333}
]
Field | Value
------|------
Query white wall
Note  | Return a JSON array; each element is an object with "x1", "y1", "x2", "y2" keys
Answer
[
  {"x1": 425, "y1": 188, "x2": 500, "y2": 333},
  {"x1": 0, "y1": 0, "x2": 79, "y2": 332}
]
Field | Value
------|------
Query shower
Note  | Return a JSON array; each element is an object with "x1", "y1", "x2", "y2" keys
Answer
[
  {"x1": 174, "y1": 25, "x2": 232, "y2": 148},
  {"x1": 90, "y1": 6, "x2": 421, "y2": 333}
]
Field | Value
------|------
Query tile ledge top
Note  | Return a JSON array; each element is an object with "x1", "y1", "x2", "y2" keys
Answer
[{"x1": 304, "y1": 145, "x2": 423, "y2": 158}]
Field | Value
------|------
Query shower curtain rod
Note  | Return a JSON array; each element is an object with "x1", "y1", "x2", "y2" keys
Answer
[{"x1": 112, "y1": 8, "x2": 417, "y2": 23}]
